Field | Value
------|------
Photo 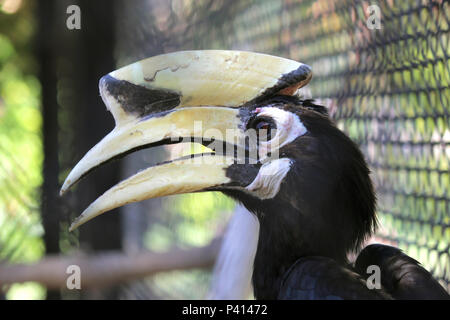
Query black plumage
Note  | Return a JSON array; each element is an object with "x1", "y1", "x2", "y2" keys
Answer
[
  {"x1": 354, "y1": 244, "x2": 449, "y2": 299},
  {"x1": 224, "y1": 97, "x2": 449, "y2": 300},
  {"x1": 278, "y1": 256, "x2": 391, "y2": 300}
]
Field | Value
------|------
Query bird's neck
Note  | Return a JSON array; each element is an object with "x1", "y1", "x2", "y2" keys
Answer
[
  {"x1": 252, "y1": 215, "x2": 309, "y2": 299},
  {"x1": 251, "y1": 205, "x2": 348, "y2": 299},
  {"x1": 224, "y1": 191, "x2": 353, "y2": 299}
]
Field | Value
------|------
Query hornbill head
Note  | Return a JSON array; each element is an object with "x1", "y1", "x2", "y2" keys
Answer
[{"x1": 62, "y1": 51, "x2": 377, "y2": 296}]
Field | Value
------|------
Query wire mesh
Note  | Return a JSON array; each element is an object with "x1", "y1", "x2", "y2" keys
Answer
[
  {"x1": 151, "y1": 0, "x2": 449, "y2": 291},
  {"x1": 3, "y1": 0, "x2": 445, "y2": 299}
]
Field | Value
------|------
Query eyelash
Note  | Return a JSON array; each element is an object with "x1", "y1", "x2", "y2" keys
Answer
[{"x1": 247, "y1": 117, "x2": 277, "y2": 141}]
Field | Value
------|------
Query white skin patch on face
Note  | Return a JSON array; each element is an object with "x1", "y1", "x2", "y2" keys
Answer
[
  {"x1": 256, "y1": 106, "x2": 307, "y2": 161},
  {"x1": 246, "y1": 158, "x2": 292, "y2": 199},
  {"x1": 243, "y1": 107, "x2": 306, "y2": 199}
]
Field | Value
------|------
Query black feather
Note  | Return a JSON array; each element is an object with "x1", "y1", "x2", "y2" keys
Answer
[
  {"x1": 278, "y1": 256, "x2": 392, "y2": 300},
  {"x1": 354, "y1": 244, "x2": 450, "y2": 299},
  {"x1": 224, "y1": 99, "x2": 448, "y2": 300},
  {"x1": 254, "y1": 95, "x2": 329, "y2": 116}
]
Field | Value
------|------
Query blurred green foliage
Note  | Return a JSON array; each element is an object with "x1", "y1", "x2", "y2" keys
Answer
[
  {"x1": 146, "y1": 192, "x2": 234, "y2": 251},
  {"x1": 0, "y1": 0, "x2": 448, "y2": 300},
  {"x1": 142, "y1": 192, "x2": 234, "y2": 299},
  {"x1": 0, "y1": 2, "x2": 45, "y2": 299}
]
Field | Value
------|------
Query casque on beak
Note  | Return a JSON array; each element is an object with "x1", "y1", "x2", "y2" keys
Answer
[{"x1": 60, "y1": 50, "x2": 311, "y2": 231}]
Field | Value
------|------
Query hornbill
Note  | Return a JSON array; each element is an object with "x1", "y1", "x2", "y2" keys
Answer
[{"x1": 61, "y1": 50, "x2": 449, "y2": 300}]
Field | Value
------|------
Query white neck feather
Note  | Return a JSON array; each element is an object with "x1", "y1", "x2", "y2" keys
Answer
[{"x1": 207, "y1": 205, "x2": 259, "y2": 299}]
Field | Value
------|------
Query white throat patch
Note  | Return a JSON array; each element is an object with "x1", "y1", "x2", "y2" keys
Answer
[{"x1": 245, "y1": 158, "x2": 292, "y2": 199}]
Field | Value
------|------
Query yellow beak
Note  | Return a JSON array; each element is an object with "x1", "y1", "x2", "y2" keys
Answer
[{"x1": 61, "y1": 50, "x2": 311, "y2": 231}]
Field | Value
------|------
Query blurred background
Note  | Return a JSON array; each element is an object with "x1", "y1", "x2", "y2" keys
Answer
[{"x1": 0, "y1": 0, "x2": 448, "y2": 299}]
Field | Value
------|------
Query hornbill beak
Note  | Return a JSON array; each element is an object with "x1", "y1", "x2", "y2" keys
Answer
[{"x1": 61, "y1": 50, "x2": 311, "y2": 231}]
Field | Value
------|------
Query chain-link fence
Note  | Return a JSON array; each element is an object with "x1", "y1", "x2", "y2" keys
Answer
[
  {"x1": 135, "y1": 0, "x2": 449, "y2": 291},
  {"x1": 1, "y1": 0, "x2": 448, "y2": 299}
]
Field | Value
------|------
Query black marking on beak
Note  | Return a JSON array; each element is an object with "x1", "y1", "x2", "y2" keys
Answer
[
  {"x1": 100, "y1": 75, "x2": 181, "y2": 118},
  {"x1": 246, "y1": 64, "x2": 312, "y2": 105}
]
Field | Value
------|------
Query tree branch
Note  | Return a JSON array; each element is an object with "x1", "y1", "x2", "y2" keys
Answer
[{"x1": 0, "y1": 238, "x2": 221, "y2": 290}]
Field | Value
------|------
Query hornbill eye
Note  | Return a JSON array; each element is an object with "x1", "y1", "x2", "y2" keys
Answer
[{"x1": 248, "y1": 117, "x2": 277, "y2": 142}]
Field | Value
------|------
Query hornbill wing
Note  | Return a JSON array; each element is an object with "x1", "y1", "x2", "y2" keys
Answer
[
  {"x1": 278, "y1": 256, "x2": 392, "y2": 300},
  {"x1": 355, "y1": 244, "x2": 450, "y2": 300}
]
